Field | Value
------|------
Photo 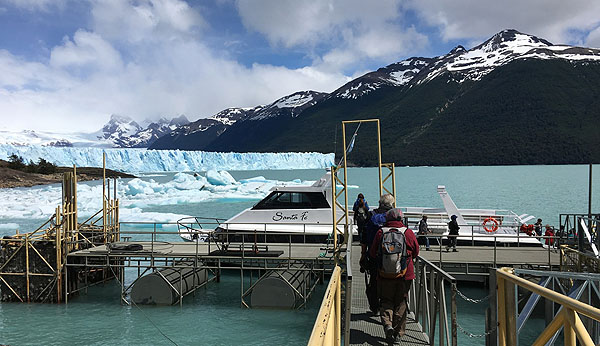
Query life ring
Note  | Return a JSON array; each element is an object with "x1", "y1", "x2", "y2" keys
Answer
[{"x1": 483, "y1": 217, "x2": 499, "y2": 232}]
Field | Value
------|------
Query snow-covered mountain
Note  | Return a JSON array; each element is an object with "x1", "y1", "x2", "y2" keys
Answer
[
  {"x1": 148, "y1": 107, "x2": 255, "y2": 150},
  {"x1": 332, "y1": 58, "x2": 432, "y2": 99},
  {"x1": 247, "y1": 91, "x2": 327, "y2": 120},
  {"x1": 149, "y1": 91, "x2": 328, "y2": 150},
  {"x1": 6, "y1": 29, "x2": 600, "y2": 153},
  {"x1": 0, "y1": 114, "x2": 191, "y2": 148},
  {"x1": 331, "y1": 29, "x2": 600, "y2": 99},
  {"x1": 0, "y1": 129, "x2": 92, "y2": 147},
  {"x1": 116, "y1": 115, "x2": 190, "y2": 148}
]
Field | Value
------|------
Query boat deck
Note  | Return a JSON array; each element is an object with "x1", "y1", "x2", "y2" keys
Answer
[{"x1": 68, "y1": 241, "x2": 332, "y2": 261}]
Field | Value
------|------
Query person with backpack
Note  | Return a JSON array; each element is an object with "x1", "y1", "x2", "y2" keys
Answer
[
  {"x1": 360, "y1": 193, "x2": 394, "y2": 315},
  {"x1": 353, "y1": 194, "x2": 369, "y2": 238},
  {"x1": 369, "y1": 208, "x2": 419, "y2": 344}
]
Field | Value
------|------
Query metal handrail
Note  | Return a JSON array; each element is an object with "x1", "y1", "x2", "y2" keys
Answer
[
  {"x1": 411, "y1": 255, "x2": 457, "y2": 346},
  {"x1": 496, "y1": 267, "x2": 600, "y2": 346},
  {"x1": 308, "y1": 266, "x2": 342, "y2": 346}
]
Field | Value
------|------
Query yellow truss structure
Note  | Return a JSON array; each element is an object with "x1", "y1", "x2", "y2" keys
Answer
[{"x1": 331, "y1": 119, "x2": 396, "y2": 263}]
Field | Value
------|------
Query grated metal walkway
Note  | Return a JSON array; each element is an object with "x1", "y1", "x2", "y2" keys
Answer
[{"x1": 349, "y1": 245, "x2": 428, "y2": 345}]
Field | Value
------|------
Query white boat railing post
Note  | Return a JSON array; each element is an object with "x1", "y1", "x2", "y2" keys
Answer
[{"x1": 494, "y1": 235, "x2": 497, "y2": 268}]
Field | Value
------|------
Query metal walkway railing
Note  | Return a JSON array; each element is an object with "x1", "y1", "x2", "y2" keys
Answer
[
  {"x1": 308, "y1": 266, "x2": 342, "y2": 346},
  {"x1": 496, "y1": 267, "x2": 600, "y2": 346}
]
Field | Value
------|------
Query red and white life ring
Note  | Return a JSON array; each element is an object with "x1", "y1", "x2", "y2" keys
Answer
[{"x1": 483, "y1": 217, "x2": 499, "y2": 232}]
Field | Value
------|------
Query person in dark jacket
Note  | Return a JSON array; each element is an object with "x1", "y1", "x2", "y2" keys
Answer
[
  {"x1": 353, "y1": 193, "x2": 370, "y2": 212},
  {"x1": 534, "y1": 218, "x2": 543, "y2": 236},
  {"x1": 446, "y1": 214, "x2": 460, "y2": 252},
  {"x1": 353, "y1": 194, "x2": 369, "y2": 238},
  {"x1": 418, "y1": 215, "x2": 431, "y2": 251},
  {"x1": 370, "y1": 208, "x2": 419, "y2": 344},
  {"x1": 360, "y1": 193, "x2": 394, "y2": 314}
]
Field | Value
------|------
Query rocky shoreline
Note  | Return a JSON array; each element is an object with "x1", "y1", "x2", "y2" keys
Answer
[{"x1": 0, "y1": 161, "x2": 135, "y2": 188}]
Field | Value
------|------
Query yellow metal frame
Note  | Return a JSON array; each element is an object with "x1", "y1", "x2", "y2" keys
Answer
[
  {"x1": 496, "y1": 267, "x2": 600, "y2": 346},
  {"x1": 0, "y1": 170, "x2": 79, "y2": 303},
  {"x1": 0, "y1": 153, "x2": 121, "y2": 303},
  {"x1": 308, "y1": 266, "x2": 342, "y2": 346},
  {"x1": 331, "y1": 119, "x2": 397, "y2": 259}
]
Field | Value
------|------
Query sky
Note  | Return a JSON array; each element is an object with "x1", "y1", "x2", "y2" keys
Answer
[{"x1": 0, "y1": 0, "x2": 599, "y2": 133}]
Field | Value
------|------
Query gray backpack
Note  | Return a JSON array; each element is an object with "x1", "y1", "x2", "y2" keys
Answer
[{"x1": 378, "y1": 227, "x2": 408, "y2": 279}]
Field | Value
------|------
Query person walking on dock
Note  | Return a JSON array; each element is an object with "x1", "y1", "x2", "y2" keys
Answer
[
  {"x1": 417, "y1": 215, "x2": 431, "y2": 251},
  {"x1": 370, "y1": 208, "x2": 419, "y2": 345},
  {"x1": 353, "y1": 193, "x2": 370, "y2": 238},
  {"x1": 360, "y1": 193, "x2": 394, "y2": 315},
  {"x1": 446, "y1": 215, "x2": 459, "y2": 252}
]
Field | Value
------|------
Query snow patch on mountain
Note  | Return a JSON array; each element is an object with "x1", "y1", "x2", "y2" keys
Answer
[
  {"x1": 333, "y1": 58, "x2": 430, "y2": 99},
  {"x1": 249, "y1": 91, "x2": 327, "y2": 120}
]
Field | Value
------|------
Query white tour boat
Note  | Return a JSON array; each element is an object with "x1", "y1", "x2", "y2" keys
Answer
[
  {"x1": 179, "y1": 169, "x2": 355, "y2": 243},
  {"x1": 179, "y1": 172, "x2": 543, "y2": 246}
]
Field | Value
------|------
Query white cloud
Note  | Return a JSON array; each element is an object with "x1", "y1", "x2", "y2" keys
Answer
[
  {"x1": 0, "y1": 0, "x2": 349, "y2": 132},
  {"x1": 90, "y1": 0, "x2": 205, "y2": 43},
  {"x1": 50, "y1": 30, "x2": 123, "y2": 71},
  {"x1": 407, "y1": 0, "x2": 600, "y2": 46},
  {"x1": 586, "y1": 26, "x2": 600, "y2": 48},
  {"x1": 237, "y1": 0, "x2": 403, "y2": 48},
  {"x1": 236, "y1": 0, "x2": 429, "y2": 71},
  {"x1": 2, "y1": 0, "x2": 67, "y2": 12}
]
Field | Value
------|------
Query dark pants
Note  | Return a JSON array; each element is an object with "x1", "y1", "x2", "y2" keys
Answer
[
  {"x1": 418, "y1": 234, "x2": 430, "y2": 248},
  {"x1": 377, "y1": 277, "x2": 411, "y2": 337},
  {"x1": 365, "y1": 258, "x2": 379, "y2": 312},
  {"x1": 447, "y1": 234, "x2": 458, "y2": 249}
]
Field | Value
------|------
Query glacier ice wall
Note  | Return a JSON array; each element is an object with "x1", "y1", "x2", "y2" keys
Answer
[{"x1": 0, "y1": 145, "x2": 334, "y2": 172}]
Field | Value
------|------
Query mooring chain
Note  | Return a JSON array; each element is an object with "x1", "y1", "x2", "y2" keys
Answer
[
  {"x1": 456, "y1": 288, "x2": 490, "y2": 303},
  {"x1": 457, "y1": 320, "x2": 494, "y2": 338}
]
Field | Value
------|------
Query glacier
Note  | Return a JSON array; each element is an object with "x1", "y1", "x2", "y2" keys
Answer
[{"x1": 0, "y1": 144, "x2": 334, "y2": 172}]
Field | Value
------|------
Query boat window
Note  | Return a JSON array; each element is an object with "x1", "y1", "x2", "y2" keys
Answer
[{"x1": 253, "y1": 191, "x2": 329, "y2": 209}]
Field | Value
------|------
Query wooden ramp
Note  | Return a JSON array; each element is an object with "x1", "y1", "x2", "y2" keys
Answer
[{"x1": 348, "y1": 245, "x2": 428, "y2": 345}]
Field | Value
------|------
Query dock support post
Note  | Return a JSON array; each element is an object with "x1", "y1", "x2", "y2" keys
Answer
[
  {"x1": 505, "y1": 280, "x2": 517, "y2": 346},
  {"x1": 451, "y1": 282, "x2": 457, "y2": 346},
  {"x1": 497, "y1": 275, "x2": 507, "y2": 346},
  {"x1": 487, "y1": 268, "x2": 498, "y2": 346}
]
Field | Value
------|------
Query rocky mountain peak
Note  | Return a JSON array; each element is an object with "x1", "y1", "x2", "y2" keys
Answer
[
  {"x1": 476, "y1": 29, "x2": 552, "y2": 53},
  {"x1": 449, "y1": 45, "x2": 466, "y2": 54},
  {"x1": 101, "y1": 114, "x2": 141, "y2": 140},
  {"x1": 169, "y1": 114, "x2": 190, "y2": 127}
]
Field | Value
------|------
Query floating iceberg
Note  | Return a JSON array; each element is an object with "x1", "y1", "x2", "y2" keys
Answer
[
  {"x1": 0, "y1": 171, "x2": 316, "y2": 227},
  {"x1": 0, "y1": 145, "x2": 334, "y2": 173}
]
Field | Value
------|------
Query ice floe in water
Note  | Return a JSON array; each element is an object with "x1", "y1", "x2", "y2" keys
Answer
[
  {"x1": 0, "y1": 223, "x2": 19, "y2": 230},
  {"x1": 0, "y1": 171, "x2": 314, "y2": 226}
]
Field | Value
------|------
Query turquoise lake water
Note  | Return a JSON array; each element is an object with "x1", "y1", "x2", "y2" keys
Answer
[{"x1": 0, "y1": 165, "x2": 598, "y2": 345}]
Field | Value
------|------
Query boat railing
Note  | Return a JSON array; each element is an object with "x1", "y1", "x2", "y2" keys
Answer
[{"x1": 414, "y1": 233, "x2": 561, "y2": 271}]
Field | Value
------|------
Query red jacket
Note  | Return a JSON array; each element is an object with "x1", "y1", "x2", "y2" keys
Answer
[{"x1": 369, "y1": 220, "x2": 419, "y2": 280}]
